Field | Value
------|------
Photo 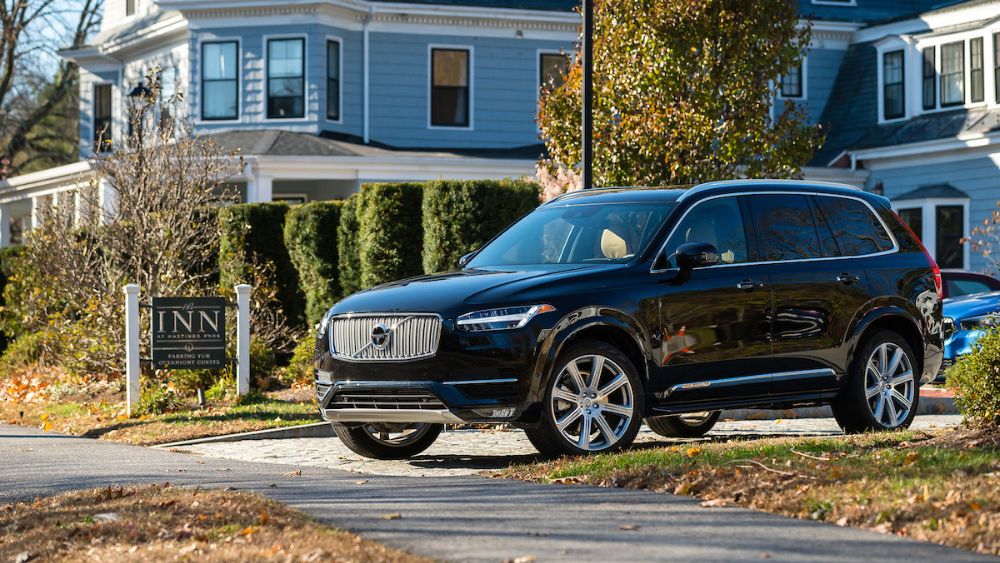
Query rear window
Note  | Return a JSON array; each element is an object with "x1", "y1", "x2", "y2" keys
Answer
[{"x1": 813, "y1": 196, "x2": 894, "y2": 256}]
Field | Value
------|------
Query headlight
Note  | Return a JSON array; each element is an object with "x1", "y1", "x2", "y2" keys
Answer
[
  {"x1": 318, "y1": 310, "x2": 334, "y2": 336},
  {"x1": 457, "y1": 304, "x2": 555, "y2": 332},
  {"x1": 960, "y1": 312, "x2": 1000, "y2": 331}
]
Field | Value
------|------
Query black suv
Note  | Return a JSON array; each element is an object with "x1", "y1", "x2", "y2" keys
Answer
[{"x1": 314, "y1": 181, "x2": 943, "y2": 459}]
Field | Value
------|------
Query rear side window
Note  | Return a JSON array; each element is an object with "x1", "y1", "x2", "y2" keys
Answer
[
  {"x1": 814, "y1": 196, "x2": 894, "y2": 256},
  {"x1": 746, "y1": 194, "x2": 823, "y2": 261}
]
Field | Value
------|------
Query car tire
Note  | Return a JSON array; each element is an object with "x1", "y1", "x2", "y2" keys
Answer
[
  {"x1": 333, "y1": 422, "x2": 443, "y2": 460},
  {"x1": 525, "y1": 340, "x2": 644, "y2": 458},
  {"x1": 645, "y1": 411, "x2": 721, "y2": 438},
  {"x1": 832, "y1": 329, "x2": 920, "y2": 434}
]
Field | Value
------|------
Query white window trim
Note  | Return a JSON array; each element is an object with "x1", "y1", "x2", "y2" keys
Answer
[
  {"x1": 776, "y1": 55, "x2": 808, "y2": 101},
  {"x1": 876, "y1": 38, "x2": 909, "y2": 124},
  {"x1": 195, "y1": 36, "x2": 242, "y2": 125},
  {"x1": 811, "y1": 0, "x2": 856, "y2": 6},
  {"x1": 892, "y1": 197, "x2": 970, "y2": 269},
  {"x1": 90, "y1": 81, "x2": 115, "y2": 153},
  {"x1": 264, "y1": 34, "x2": 310, "y2": 122},
  {"x1": 914, "y1": 23, "x2": 1000, "y2": 115},
  {"x1": 427, "y1": 43, "x2": 474, "y2": 131},
  {"x1": 325, "y1": 35, "x2": 344, "y2": 125}
]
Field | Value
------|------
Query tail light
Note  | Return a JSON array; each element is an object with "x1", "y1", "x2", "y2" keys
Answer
[{"x1": 892, "y1": 210, "x2": 942, "y2": 299}]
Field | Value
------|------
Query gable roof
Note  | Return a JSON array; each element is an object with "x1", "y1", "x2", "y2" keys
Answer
[{"x1": 892, "y1": 183, "x2": 971, "y2": 200}]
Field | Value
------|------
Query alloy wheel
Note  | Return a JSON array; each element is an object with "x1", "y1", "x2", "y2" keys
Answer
[
  {"x1": 864, "y1": 342, "x2": 915, "y2": 428},
  {"x1": 360, "y1": 422, "x2": 434, "y2": 447},
  {"x1": 549, "y1": 354, "x2": 635, "y2": 451}
]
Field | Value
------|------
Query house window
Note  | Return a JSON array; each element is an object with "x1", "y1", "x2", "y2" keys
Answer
[
  {"x1": 936, "y1": 205, "x2": 964, "y2": 269},
  {"x1": 940, "y1": 41, "x2": 964, "y2": 106},
  {"x1": 93, "y1": 84, "x2": 112, "y2": 150},
  {"x1": 882, "y1": 50, "x2": 904, "y2": 119},
  {"x1": 126, "y1": 0, "x2": 134, "y2": 16},
  {"x1": 431, "y1": 48, "x2": 470, "y2": 128},
  {"x1": 897, "y1": 208, "x2": 923, "y2": 242},
  {"x1": 201, "y1": 41, "x2": 238, "y2": 120},
  {"x1": 267, "y1": 38, "x2": 305, "y2": 119},
  {"x1": 539, "y1": 52, "x2": 570, "y2": 92},
  {"x1": 159, "y1": 66, "x2": 177, "y2": 130},
  {"x1": 922, "y1": 47, "x2": 935, "y2": 110},
  {"x1": 970, "y1": 37, "x2": 984, "y2": 103},
  {"x1": 327, "y1": 40, "x2": 341, "y2": 121},
  {"x1": 780, "y1": 62, "x2": 804, "y2": 98},
  {"x1": 994, "y1": 33, "x2": 1000, "y2": 103}
]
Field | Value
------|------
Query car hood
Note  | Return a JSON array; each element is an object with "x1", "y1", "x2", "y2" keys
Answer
[
  {"x1": 943, "y1": 291, "x2": 1000, "y2": 321},
  {"x1": 331, "y1": 264, "x2": 626, "y2": 315}
]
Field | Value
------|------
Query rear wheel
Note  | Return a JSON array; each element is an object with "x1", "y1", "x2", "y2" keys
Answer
[
  {"x1": 832, "y1": 330, "x2": 919, "y2": 434},
  {"x1": 525, "y1": 340, "x2": 644, "y2": 457},
  {"x1": 333, "y1": 422, "x2": 442, "y2": 460},
  {"x1": 645, "y1": 411, "x2": 721, "y2": 438}
]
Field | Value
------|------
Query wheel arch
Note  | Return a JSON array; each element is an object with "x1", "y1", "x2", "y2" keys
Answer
[{"x1": 849, "y1": 309, "x2": 925, "y2": 378}]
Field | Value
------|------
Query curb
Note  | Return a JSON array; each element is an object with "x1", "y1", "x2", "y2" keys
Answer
[{"x1": 155, "y1": 422, "x2": 333, "y2": 448}]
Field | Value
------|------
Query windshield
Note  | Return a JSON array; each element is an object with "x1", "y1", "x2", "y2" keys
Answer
[{"x1": 467, "y1": 202, "x2": 675, "y2": 267}]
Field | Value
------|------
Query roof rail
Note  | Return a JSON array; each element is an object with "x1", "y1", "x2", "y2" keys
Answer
[{"x1": 676, "y1": 179, "x2": 864, "y2": 202}]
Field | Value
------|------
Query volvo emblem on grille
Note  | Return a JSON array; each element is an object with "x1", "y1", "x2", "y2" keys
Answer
[{"x1": 370, "y1": 323, "x2": 391, "y2": 350}]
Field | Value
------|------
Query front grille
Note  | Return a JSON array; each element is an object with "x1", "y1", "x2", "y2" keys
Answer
[
  {"x1": 330, "y1": 314, "x2": 441, "y2": 361},
  {"x1": 327, "y1": 388, "x2": 446, "y2": 410}
]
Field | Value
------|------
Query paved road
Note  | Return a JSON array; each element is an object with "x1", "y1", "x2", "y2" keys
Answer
[
  {"x1": 2, "y1": 420, "x2": 988, "y2": 562},
  {"x1": 178, "y1": 415, "x2": 963, "y2": 477}
]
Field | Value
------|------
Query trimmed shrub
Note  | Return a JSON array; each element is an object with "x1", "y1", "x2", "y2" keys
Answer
[
  {"x1": 0, "y1": 245, "x2": 24, "y2": 351},
  {"x1": 284, "y1": 201, "x2": 345, "y2": 326},
  {"x1": 358, "y1": 183, "x2": 424, "y2": 288},
  {"x1": 948, "y1": 329, "x2": 1000, "y2": 427},
  {"x1": 337, "y1": 194, "x2": 362, "y2": 297},
  {"x1": 218, "y1": 203, "x2": 305, "y2": 327},
  {"x1": 422, "y1": 179, "x2": 539, "y2": 273}
]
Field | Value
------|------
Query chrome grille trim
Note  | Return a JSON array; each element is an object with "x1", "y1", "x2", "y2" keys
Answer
[
  {"x1": 328, "y1": 389, "x2": 446, "y2": 410},
  {"x1": 329, "y1": 313, "x2": 442, "y2": 362}
]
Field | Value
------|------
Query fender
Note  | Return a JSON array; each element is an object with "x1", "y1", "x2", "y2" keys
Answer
[
  {"x1": 527, "y1": 306, "x2": 653, "y2": 404},
  {"x1": 845, "y1": 303, "x2": 924, "y2": 372}
]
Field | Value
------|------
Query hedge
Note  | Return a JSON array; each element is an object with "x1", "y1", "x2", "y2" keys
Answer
[
  {"x1": 422, "y1": 179, "x2": 539, "y2": 273},
  {"x1": 337, "y1": 194, "x2": 362, "y2": 297},
  {"x1": 218, "y1": 203, "x2": 305, "y2": 326},
  {"x1": 358, "y1": 183, "x2": 424, "y2": 288},
  {"x1": 0, "y1": 245, "x2": 23, "y2": 353},
  {"x1": 284, "y1": 200, "x2": 344, "y2": 326}
]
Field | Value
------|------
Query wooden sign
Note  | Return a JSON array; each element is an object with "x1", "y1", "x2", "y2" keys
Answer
[{"x1": 151, "y1": 297, "x2": 227, "y2": 369}]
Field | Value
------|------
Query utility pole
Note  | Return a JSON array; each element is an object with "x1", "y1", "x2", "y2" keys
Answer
[{"x1": 581, "y1": 0, "x2": 594, "y2": 189}]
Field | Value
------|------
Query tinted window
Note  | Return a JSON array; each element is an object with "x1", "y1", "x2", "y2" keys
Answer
[
  {"x1": 809, "y1": 197, "x2": 842, "y2": 258},
  {"x1": 935, "y1": 205, "x2": 964, "y2": 269},
  {"x1": 946, "y1": 278, "x2": 994, "y2": 298},
  {"x1": 815, "y1": 197, "x2": 893, "y2": 256},
  {"x1": 747, "y1": 194, "x2": 823, "y2": 261},
  {"x1": 664, "y1": 197, "x2": 749, "y2": 265}
]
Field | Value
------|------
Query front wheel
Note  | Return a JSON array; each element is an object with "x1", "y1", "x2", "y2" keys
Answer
[
  {"x1": 645, "y1": 411, "x2": 721, "y2": 438},
  {"x1": 333, "y1": 422, "x2": 442, "y2": 460},
  {"x1": 524, "y1": 340, "x2": 644, "y2": 457},
  {"x1": 831, "y1": 330, "x2": 919, "y2": 434}
]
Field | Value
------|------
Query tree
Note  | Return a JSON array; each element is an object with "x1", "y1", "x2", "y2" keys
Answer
[
  {"x1": 538, "y1": 0, "x2": 824, "y2": 192},
  {"x1": 0, "y1": 0, "x2": 101, "y2": 177},
  {"x1": 967, "y1": 202, "x2": 1000, "y2": 276},
  {"x1": 2, "y1": 70, "x2": 244, "y2": 375}
]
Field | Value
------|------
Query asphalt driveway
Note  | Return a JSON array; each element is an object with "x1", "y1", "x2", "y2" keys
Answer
[{"x1": 1, "y1": 421, "x2": 988, "y2": 562}]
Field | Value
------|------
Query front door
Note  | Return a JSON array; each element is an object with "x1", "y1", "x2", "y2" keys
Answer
[{"x1": 652, "y1": 195, "x2": 774, "y2": 409}]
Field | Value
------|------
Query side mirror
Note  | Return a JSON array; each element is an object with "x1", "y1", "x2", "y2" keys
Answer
[
  {"x1": 458, "y1": 250, "x2": 478, "y2": 269},
  {"x1": 673, "y1": 242, "x2": 720, "y2": 270}
]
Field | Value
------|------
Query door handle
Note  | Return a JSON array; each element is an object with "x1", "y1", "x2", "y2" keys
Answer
[
  {"x1": 737, "y1": 279, "x2": 764, "y2": 291},
  {"x1": 836, "y1": 273, "x2": 860, "y2": 284}
]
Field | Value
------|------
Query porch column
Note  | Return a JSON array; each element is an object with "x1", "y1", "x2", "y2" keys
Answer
[
  {"x1": 246, "y1": 174, "x2": 274, "y2": 203},
  {"x1": 0, "y1": 204, "x2": 10, "y2": 248},
  {"x1": 98, "y1": 179, "x2": 118, "y2": 224},
  {"x1": 29, "y1": 196, "x2": 41, "y2": 230}
]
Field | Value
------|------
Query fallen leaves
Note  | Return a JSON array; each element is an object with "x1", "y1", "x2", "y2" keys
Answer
[
  {"x1": 281, "y1": 470, "x2": 302, "y2": 477},
  {"x1": 382, "y1": 513, "x2": 402, "y2": 520},
  {"x1": 618, "y1": 524, "x2": 641, "y2": 531}
]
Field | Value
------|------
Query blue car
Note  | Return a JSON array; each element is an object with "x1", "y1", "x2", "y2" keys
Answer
[{"x1": 941, "y1": 291, "x2": 1000, "y2": 376}]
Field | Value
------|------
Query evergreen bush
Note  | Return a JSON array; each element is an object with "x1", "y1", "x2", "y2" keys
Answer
[
  {"x1": 337, "y1": 194, "x2": 362, "y2": 297},
  {"x1": 284, "y1": 201, "x2": 344, "y2": 325},
  {"x1": 948, "y1": 329, "x2": 1000, "y2": 427},
  {"x1": 358, "y1": 183, "x2": 424, "y2": 288}
]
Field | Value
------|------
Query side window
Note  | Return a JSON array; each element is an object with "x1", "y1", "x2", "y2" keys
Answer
[
  {"x1": 747, "y1": 194, "x2": 823, "y2": 261},
  {"x1": 809, "y1": 197, "x2": 842, "y2": 258},
  {"x1": 946, "y1": 278, "x2": 992, "y2": 298},
  {"x1": 815, "y1": 196, "x2": 894, "y2": 256},
  {"x1": 664, "y1": 197, "x2": 749, "y2": 265}
]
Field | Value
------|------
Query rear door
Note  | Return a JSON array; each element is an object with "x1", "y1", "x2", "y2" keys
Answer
[{"x1": 745, "y1": 193, "x2": 871, "y2": 397}]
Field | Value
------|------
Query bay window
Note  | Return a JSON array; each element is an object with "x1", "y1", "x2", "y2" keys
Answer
[
  {"x1": 327, "y1": 40, "x2": 341, "y2": 121},
  {"x1": 940, "y1": 41, "x2": 964, "y2": 106},
  {"x1": 994, "y1": 33, "x2": 1000, "y2": 103},
  {"x1": 936, "y1": 205, "x2": 964, "y2": 269},
  {"x1": 267, "y1": 38, "x2": 305, "y2": 119},
  {"x1": 922, "y1": 47, "x2": 935, "y2": 110},
  {"x1": 882, "y1": 50, "x2": 904, "y2": 120},
  {"x1": 201, "y1": 41, "x2": 238, "y2": 121},
  {"x1": 93, "y1": 84, "x2": 112, "y2": 149},
  {"x1": 970, "y1": 37, "x2": 984, "y2": 103}
]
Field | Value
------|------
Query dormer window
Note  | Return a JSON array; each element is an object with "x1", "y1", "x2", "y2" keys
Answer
[
  {"x1": 882, "y1": 50, "x2": 904, "y2": 120},
  {"x1": 940, "y1": 41, "x2": 964, "y2": 106}
]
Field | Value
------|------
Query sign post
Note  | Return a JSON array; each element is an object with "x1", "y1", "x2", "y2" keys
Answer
[
  {"x1": 123, "y1": 284, "x2": 141, "y2": 416},
  {"x1": 235, "y1": 284, "x2": 251, "y2": 396}
]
